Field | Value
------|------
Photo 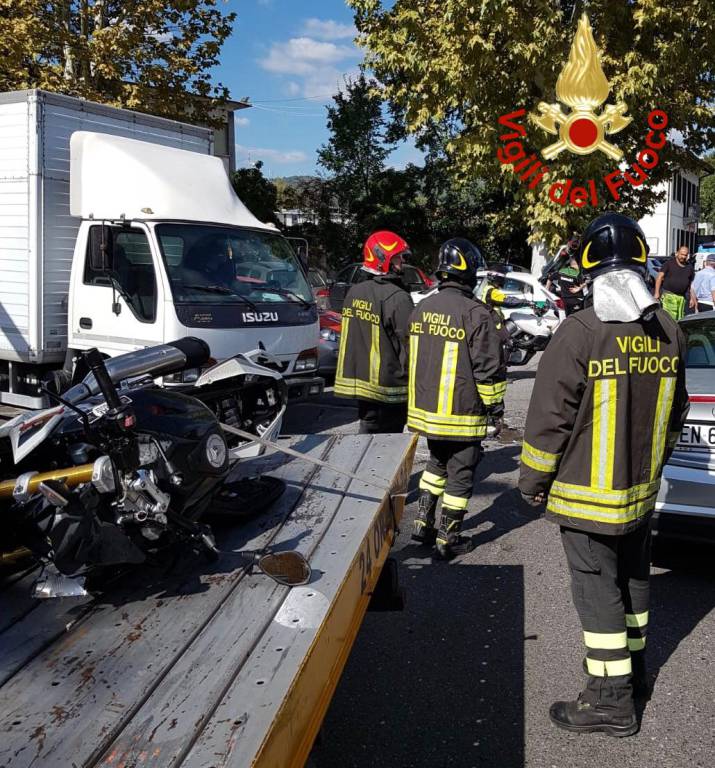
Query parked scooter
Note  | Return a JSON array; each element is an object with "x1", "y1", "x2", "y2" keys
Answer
[
  {"x1": 504, "y1": 301, "x2": 561, "y2": 367},
  {"x1": 0, "y1": 339, "x2": 287, "y2": 597}
]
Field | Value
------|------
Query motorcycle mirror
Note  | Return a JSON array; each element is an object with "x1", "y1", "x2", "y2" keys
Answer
[{"x1": 258, "y1": 551, "x2": 311, "y2": 586}]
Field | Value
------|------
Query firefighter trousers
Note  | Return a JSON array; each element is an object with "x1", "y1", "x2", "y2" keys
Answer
[
  {"x1": 560, "y1": 521, "x2": 651, "y2": 681},
  {"x1": 419, "y1": 439, "x2": 482, "y2": 513},
  {"x1": 357, "y1": 401, "x2": 407, "y2": 434}
]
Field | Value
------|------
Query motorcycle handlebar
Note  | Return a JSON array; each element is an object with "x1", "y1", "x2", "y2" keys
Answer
[
  {"x1": 84, "y1": 348, "x2": 123, "y2": 411},
  {"x1": 63, "y1": 338, "x2": 212, "y2": 406}
]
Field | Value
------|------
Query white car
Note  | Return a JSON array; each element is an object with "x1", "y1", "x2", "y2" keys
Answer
[
  {"x1": 412, "y1": 269, "x2": 567, "y2": 323},
  {"x1": 654, "y1": 311, "x2": 715, "y2": 547}
]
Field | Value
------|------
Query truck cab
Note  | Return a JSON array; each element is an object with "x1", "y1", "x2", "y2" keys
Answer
[{"x1": 67, "y1": 132, "x2": 322, "y2": 399}]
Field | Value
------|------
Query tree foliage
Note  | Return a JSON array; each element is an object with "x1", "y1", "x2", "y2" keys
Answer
[
  {"x1": 700, "y1": 154, "x2": 715, "y2": 232},
  {"x1": 281, "y1": 74, "x2": 531, "y2": 272},
  {"x1": 318, "y1": 73, "x2": 393, "y2": 215},
  {"x1": 349, "y1": 0, "x2": 715, "y2": 248},
  {"x1": 232, "y1": 162, "x2": 279, "y2": 225},
  {"x1": 0, "y1": 0, "x2": 235, "y2": 124}
]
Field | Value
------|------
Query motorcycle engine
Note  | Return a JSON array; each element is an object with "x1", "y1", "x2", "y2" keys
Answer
[{"x1": 91, "y1": 443, "x2": 171, "y2": 541}]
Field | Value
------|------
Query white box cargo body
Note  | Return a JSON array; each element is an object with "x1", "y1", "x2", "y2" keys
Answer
[{"x1": 0, "y1": 89, "x2": 212, "y2": 367}]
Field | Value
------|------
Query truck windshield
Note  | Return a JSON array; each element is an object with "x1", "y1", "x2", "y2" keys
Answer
[{"x1": 155, "y1": 224, "x2": 314, "y2": 305}]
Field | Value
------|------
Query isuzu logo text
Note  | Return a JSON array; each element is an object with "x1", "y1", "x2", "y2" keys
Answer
[
  {"x1": 495, "y1": 14, "x2": 668, "y2": 208},
  {"x1": 242, "y1": 311, "x2": 279, "y2": 323}
]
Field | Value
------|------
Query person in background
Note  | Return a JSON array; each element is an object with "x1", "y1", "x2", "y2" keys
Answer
[
  {"x1": 547, "y1": 254, "x2": 587, "y2": 315},
  {"x1": 654, "y1": 245, "x2": 695, "y2": 321},
  {"x1": 692, "y1": 254, "x2": 715, "y2": 312}
]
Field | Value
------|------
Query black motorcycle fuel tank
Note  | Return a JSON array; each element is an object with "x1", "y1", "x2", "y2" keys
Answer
[{"x1": 45, "y1": 387, "x2": 229, "y2": 478}]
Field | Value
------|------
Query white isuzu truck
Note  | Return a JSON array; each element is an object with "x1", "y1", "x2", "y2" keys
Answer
[{"x1": 0, "y1": 89, "x2": 322, "y2": 408}]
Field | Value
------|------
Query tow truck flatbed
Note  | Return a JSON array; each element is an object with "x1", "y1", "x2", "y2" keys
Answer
[{"x1": 0, "y1": 432, "x2": 416, "y2": 768}]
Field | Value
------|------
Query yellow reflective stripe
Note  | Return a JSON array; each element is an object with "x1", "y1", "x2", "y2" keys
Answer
[
  {"x1": 442, "y1": 493, "x2": 469, "y2": 511},
  {"x1": 477, "y1": 381, "x2": 506, "y2": 406},
  {"x1": 477, "y1": 381, "x2": 507, "y2": 396},
  {"x1": 591, "y1": 378, "x2": 617, "y2": 489},
  {"x1": 334, "y1": 377, "x2": 407, "y2": 396},
  {"x1": 546, "y1": 496, "x2": 655, "y2": 524},
  {"x1": 421, "y1": 471, "x2": 446, "y2": 488},
  {"x1": 550, "y1": 480, "x2": 660, "y2": 506},
  {"x1": 419, "y1": 478, "x2": 445, "y2": 495},
  {"x1": 408, "y1": 416, "x2": 487, "y2": 438},
  {"x1": 586, "y1": 657, "x2": 632, "y2": 677},
  {"x1": 625, "y1": 611, "x2": 649, "y2": 628},
  {"x1": 369, "y1": 322, "x2": 380, "y2": 387},
  {"x1": 437, "y1": 341, "x2": 459, "y2": 416},
  {"x1": 521, "y1": 441, "x2": 561, "y2": 473},
  {"x1": 628, "y1": 637, "x2": 646, "y2": 651},
  {"x1": 408, "y1": 406, "x2": 487, "y2": 428},
  {"x1": 651, "y1": 377, "x2": 676, "y2": 480},
  {"x1": 408, "y1": 335, "x2": 419, "y2": 412},
  {"x1": 583, "y1": 631, "x2": 628, "y2": 650},
  {"x1": 336, "y1": 315, "x2": 350, "y2": 379}
]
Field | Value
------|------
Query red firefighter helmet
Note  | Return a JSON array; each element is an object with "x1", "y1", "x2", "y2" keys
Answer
[{"x1": 362, "y1": 230, "x2": 410, "y2": 275}]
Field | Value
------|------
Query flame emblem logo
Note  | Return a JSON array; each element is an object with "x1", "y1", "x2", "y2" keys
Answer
[{"x1": 532, "y1": 14, "x2": 632, "y2": 161}]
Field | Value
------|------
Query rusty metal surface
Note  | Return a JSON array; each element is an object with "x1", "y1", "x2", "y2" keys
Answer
[{"x1": 0, "y1": 434, "x2": 415, "y2": 768}]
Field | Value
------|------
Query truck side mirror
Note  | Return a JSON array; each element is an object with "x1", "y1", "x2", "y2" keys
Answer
[{"x1": 89, "y1": 225, "x2": 115, "y2": 273}]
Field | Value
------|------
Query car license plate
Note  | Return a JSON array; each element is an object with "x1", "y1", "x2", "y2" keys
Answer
[{"x1": 678, "y1": 422, "x2": 715, "y2": 452}]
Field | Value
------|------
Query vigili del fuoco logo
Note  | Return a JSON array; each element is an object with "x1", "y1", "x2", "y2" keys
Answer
[{"x1": 495, "y1": 14, "x2": 668, "y2": 208}]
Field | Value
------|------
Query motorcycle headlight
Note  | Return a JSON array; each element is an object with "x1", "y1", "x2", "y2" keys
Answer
[{"x1": 320, "y1": 328, "x2": 338, "y2": 343}]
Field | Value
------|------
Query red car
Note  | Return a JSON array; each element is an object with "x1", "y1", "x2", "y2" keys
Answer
[{"x1": 318, "y1": 309, "x2": 342, "y2": 375}]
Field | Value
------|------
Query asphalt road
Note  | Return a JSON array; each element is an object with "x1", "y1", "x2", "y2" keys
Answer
[{"x1": 283, "y1": 358, "x2": 715, "y2": 768}]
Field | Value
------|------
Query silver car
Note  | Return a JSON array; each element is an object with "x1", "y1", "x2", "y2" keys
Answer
[{"x1": 654, "y1": 311, "x2": 715, "y2": 543}]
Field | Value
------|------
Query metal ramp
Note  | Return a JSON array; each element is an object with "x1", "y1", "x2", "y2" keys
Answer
[{"x1": 0, "y1": 433, "x2": 417, "y2": 768}]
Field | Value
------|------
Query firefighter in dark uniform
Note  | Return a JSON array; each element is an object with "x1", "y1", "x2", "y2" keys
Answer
[
  {"x1": 519, "y1": 213, "x2": 689, "y2": 737},
  {"x1": 334, "y1": 230, "x2": 414, "y2": 434},
  {"x1": 409, "y1": 238, "x2": 506, "y2": 559}
]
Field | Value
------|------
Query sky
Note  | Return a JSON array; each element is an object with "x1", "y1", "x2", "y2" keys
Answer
[{"x1": 213, "y1": 0, "x2": 418, "y2": 178}]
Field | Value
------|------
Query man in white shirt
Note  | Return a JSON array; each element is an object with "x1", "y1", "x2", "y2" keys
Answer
[{"x1": 692, "y1": 254, "x2": 715, "y2": 312}]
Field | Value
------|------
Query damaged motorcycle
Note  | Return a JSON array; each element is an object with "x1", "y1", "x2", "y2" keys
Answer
[{"x1": 0, "y1": 337, "x2": 286, "y2": 597}]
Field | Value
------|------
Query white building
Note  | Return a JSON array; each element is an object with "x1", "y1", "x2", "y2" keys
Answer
[{"x1": 639, "y1": 168, "x2": 702, "y2": 258}]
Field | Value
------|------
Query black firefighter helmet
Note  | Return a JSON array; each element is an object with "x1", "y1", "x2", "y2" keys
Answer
[
  {"x1": 436, "y1": 238, "x2": 483, "y2": 285},
  {"x1": 579, "y1": 213, "x2": 649, "y2": 279}
]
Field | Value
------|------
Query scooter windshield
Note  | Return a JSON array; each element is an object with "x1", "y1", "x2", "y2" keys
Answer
[{"x1": 156, "y1": 224, "x2": 314, "y2": 306}]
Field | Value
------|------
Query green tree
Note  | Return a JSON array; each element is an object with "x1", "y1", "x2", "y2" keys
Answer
[
  {"x1": 232, "y1": 162, "x2": 279, "y2": 225},
  {"x1": 349, "y1": 1, "x2": 715, "y2": 249},
  {"x1": 700, "y1": 154, "x2": 715, "y2": 232},
  {"x1": 0, "y1": 0, "x2": 235, "y2": 124},
  {"x1": 318, "y1": 73, "x2": 394, "y2": 218}
]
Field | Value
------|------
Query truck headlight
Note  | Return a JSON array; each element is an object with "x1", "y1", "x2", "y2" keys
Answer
[{"x1": 294, "y1": 347, "x2": 318, "y2": 371}]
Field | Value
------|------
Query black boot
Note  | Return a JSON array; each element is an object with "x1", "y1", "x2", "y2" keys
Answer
[
  {"x1": 412, "y1": 491, "x2": 438, "y2": 545},
  {"x1": 435, "y1": 511, "x2": 474, "y2": 560},
  {"x1": 631, "y1": 651, "x2": 650, "y2": 699},
  {"x1": 549, "y1": 675, "x2": 638, "y2": 738}
]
